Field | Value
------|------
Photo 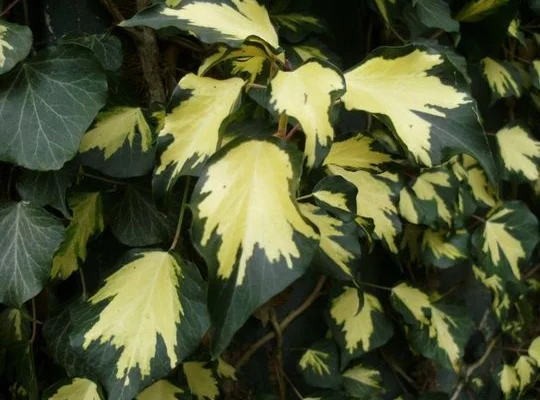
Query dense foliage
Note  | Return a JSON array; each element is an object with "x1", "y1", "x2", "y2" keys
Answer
[{"x1": 0, "y1": 0, "x2": 539, "y2": 399}]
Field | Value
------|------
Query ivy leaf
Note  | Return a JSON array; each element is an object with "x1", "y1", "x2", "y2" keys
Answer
[
  {"x1": 153, "y1": 74, "x2": 244, "y2": 197},
  {"x1": 324, "y1": 133, "x2": 396, "y2": 174},
  {"x1": 109, "y1": 187, "x2": 174, "y2": 247},
  {"x1": 473, "y1": 266, "x2": 510, "y2": 320},
  {"x1": 0, "y1": 20, "x2": 32, "y2": 75},
  {"x1": 0, "y1": 308, "x2": 31, "y2": 344},
  {"x1": 341, "y1": 364, "x2": 384, "y2": 399},
  {"x1": 267, "y1": 60, "x2": 345, "y2": 168},
  {"x1": 374, "y1": 0, "x2": 398, "y2": 25},
  {"x1": 451, "y1": 154, "x2": 497, "y2": 208},
  {"x1": 327, "y1": 286, "x2": 393, "y2": 366},
  {"x1": 0, "y1": 202, "x2": 64, "y2": 307},
  {"x1": 79, "y1": 106, "x2": 155, "y2": 178},
  {"x1": 183, "y1": 361, "x2": 219, "y2": 400},
  {"x1": 481, "y1": 57, "x2": 522, "y2": 101},
  {"x1": 136, "y1": 380, "x2": 184, "y2": 399},
  {"x1": 421, "y1": 228, "x2": 469, "y2": 269},
  {"x1": 529, "y1": 337, "x2": 540, "y2": 365},
  {"x1": 298, "y1": 340, "x2": 341, "y2": 389},
  {"x1": 471, "y1": 201, "x2": 539, "y2": 281},
  {"x1": 0, "y1": 45, "x2": 107, "y2": 170},
  {"x1": 69, "y1": 250, "x2": 210, "y2": 400},
  {"x1": 413, "y1": 0, "x2": 459, "y2": 33},
  {"x1": 190, "y1": 137, "x2": 319, "y2": 355},
  {"x1": 271, "y1": 13, "x2": 325, "y2": 43},
  {"x1": 121, "y1": 0, "x2": 280, "y2": 50},
  {"x1": 16, "y1": 162, "x2": 77, "y2": 218},
  {"x1": 42, "y1": 378, "x2": 104, "y2": 400},
  {"x1": 51, "y1": 192, "x2": 104, "y2": 280},
  {"x1": 515, "y1": 356, "x2": 537, "y2": 393},
  {"x1": 455, "y1": 0, "x2": 510, "y2": 22},
  {"x1": 311, "y1": 175, "x2": 358, "y2": 222},
  {"x1": 327, "y1": 165, "x2": 401, "y2": 253},
  {"x1": 342, "y1": 45, "x2": 496, "y2": 184},
  {"x1": 299, "y1": 204, "x2": 361, "y2": 280},
  {"x1": 495, "y1": 123, "x2": 540, "y2": 182},
  {"x1": 61, "y1": 33, "x2": 123, "y2": 71},
  {"x1": 391, "y1": 283, "x2": 473, "y2": 371}
]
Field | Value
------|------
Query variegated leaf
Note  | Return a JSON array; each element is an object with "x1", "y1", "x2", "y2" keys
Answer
[
  {"x1": 342, "y1": 45, "x2": 496, "y2": 183},
  {"x1": 451, "y1": 154, "x2": 498, "y2": 208},
  {"x1": 271, "y1": 13, "x2": 325, "y2": 42},
  {"x1": 289, "y1": 44, "x2": 331, "y2": 64},
  {"x1": 183, "y1": 362, "x2": 219, "y2": 400},
  {"x1": 391, "y1": 283, "x2": 473, "y2": 371},
  {"x1": 191, "y1": 137, "x2": 319, "y2": 354},
  {"x1": 311, "y1": 175, "x2": 357, "y2": 222},
  {"x1": 515, "y1": 356, "x2": 537, "y2": 393},
  {"x1": 471, "y1": 201, "x2": 539, "y2": 281},
  {"x1": 497, "y1": 364, "x2": 520, "y2": 399},
  {"x1": 481, "y1": 58, "x2": 522, "y2": 101},
  {"x1": 69, "y1": 250, "x2": 210, "y2": 400},
  {"x1": 51, "y1": 193, "x2": 104, "y2": 280},
  {"x1": 473, "y1": 266, "x2": 510, "y2": 320},
  {"x1": 421, "y1": 228, "x2": 469, "y2": 269},
  {"x1": 342, "y1": 364, "x2": 384, "y2": 398},
  {"x1": 0, "y1": 20, "x2": 32, "y2": 75},
  {"x1": 122, "y1": 0, "x2": 280, "y2": 49},
  {"x1": 136, "y1": 380, "x2": 184, "y2": 399},
  {"x1": 328, "y1": 286, "x2": 393, "y2": 365},
  {"x1": 298, "y1": 340, "x2": 341, "y2": 389},
  {"x1": 374, "y1": 0, "x2": 397, "y2": 24},
  {"x1": 455, "y1": 0, "x2": 511, "y2": 22},
  {"x1": 43, "y1": 378, "x2": 103, "y2": 400},
  {"x1": 216, "y1": 357, "x2": 236, "y2": 380},
  {"x1": 532, "y1": 60, "x2": 540, "y2": 89},
  {"x1": 153, "y1": 74, "x2": 244, "y2": 196},
  {"x1": 529, "y1": 337, "x2": 540, "y2": 364},
  {"x1": 495, "y1": 123, "x2": 540, "y2": 182},
  {"x1": 79, "y1": 106, "x2": 155, "y2": 178},
  {"x1": 267, "y1": 60, "x2": 345, "y2": 168}
]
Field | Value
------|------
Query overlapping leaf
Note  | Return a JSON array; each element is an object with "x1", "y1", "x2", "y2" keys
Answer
[
  {"x1": 0, "y1": 20, "x2": 32, "y2": 75},
  {"x1": 0, "y1": 202, "x2": 64, "y2": 307},
  {"x1": 136, "y1": 380, "x2": 184, "y2": 399},
  {"x1": 69, "y1": 250, "x2": 209, "y2": 400},
  {"x1": 121, "y1": 0, "x2": 280, "y2": 49},
  {"x1": 0, "y1": 45, "x2": 107, "y2": 170},
  {"x1": 341, "y1": 45, "x2": 496, "y2": 183},
  {"x1": 327, "y1": 286, "x2": 393, "y2": 365},
  {"x1": 191, "y1": 137, "x2": 319, "y2": 354},
  {"x1": 481, "y1": 57, "x2": 522, "y2": 101},
  {"x1": 421, "y1": 228, "x2": 469, "y2": 268},
  {"x1": 311, "y1": 175, "x2": 357, "y2": 222},
  {"x1": 471, "y1": 201, "x2": 539, "y2": 281},
  {"x1": 61, "y1": 33, "x2": 123, "y2": 71},
  {"x1": 473, "y1": 266, "x2": 510, "y2": 320},
  {"x1": 267, "y1": 60, "x2": 345, "y2": 168},
  {"x1": 391, "y1": 283, "x2": 473, "y2": 371},
  {"x1": 153, "y1": 74, "x2": 244, "y2": 196},
  {"x1": 298, "y1": 340, "x2": 341, "y2": 389},
  {"x1": 495, "y1": 123, "x2": 540, "y2": 182},
  {"x1": 341, "y1": 364, "x2": 384, "y2": 399},
  {"x1": 43, "y1": 378, "x2": 103, "y2": 400},
  {"x1": 455, "y1": 0, "x2": 510, "y2": 22},
  {"x1": 451, "y1": 154, "x2": 497, "y2": 208},
  {"x1": 51, "y1": 192, "x2": 104, "y2": 280},
  {"x1": 183, "y1": 362, "x2": 219, "y2": 400},
  {"x1": 271, "y1": 13, "x2": 325, "y2": 42},
  {"x1": 79, "y1": 106, "x2": 155, "y2": 178}
]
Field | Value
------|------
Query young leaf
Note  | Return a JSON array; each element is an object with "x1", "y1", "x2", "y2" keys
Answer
[
  {"x1": 496, "y1": 364, "x2": 520, "y2": 398},
  {"x1": 191, "y1": 137, "x2": 319, "y2": 355},
  {"x1": 136, "y1": 380, "x2": 184, "y2": 399},
  {"x1": 324, "y1": 133, "x2": 395, "y2": 173},
  {"x1": 451, "y1": 154, "x2": 497, "y2": 208},
  {"x1": 495, "y1": 123, "x2": 540, "y2": 182},
  {"x1": 0, "y1": 20, "x2": 32, "y2": 75},
  {"x1": 311, "y1": 175, "x2": 358, "y2": 222},
  {"x1": 328, "y1": 286, "x2": 393, "y2": 365},
  {"x1": 0, "y1": 308, "x2": 30, "y2": 343},
  {"x1": 413, "y1": 0, "x2": 459, "y2": 33},
  {"x1": 216, "y1": 357, "x2": 236, "y2": 380},
  {"x1": 342, "y1": 45, "x2": 496, "y2": 184},
  {"x1": 79, "y1": 106, "x2": 155, "y2": 178},
  {"x1": 327, "y1": 165, "x2": 401, "y2": 253},
  {"x1": 43, "y1": 378, "x2": 104, "y2": 400},
  {"x1": 298, "y1": 340, "x2": 341, "y2": 389},
  {"x1": 0, "y1": 202, "x2": 64, "y2": 307},
  {"x1": 121, "y1": 0, "x2": 280, "y2": 50},
  {"x1": 515, "y1": 356, "x2": 537, "y2": 393},
  {"x1": 183, "y1": 362, "x2": 219, "y2": 400},
  {"x1": 153, "y1": 74, "x2": 244, "y2": 196},
  {"x1": 0, "y1": 45, "x2": 107, "y2": 170},
  {"x1": 421, "y1": 228, "x2": 469, "y2": 269},
  {"x1": 51, "y1": 192, "x2": 104, "y2": 280},
  {"x1": 299, "y1": 203, "x2": 361, "y2": 280},
  {"x1": 69, "y1": 250, "x2": 209, "y2": 400},
  {"x1": 481, "y1": 58, "x2": 522, "y2": 101},
  {"x1": 341, "y1": 364, "x2": 384, "y2": 398},
  {"x1": 455, "y1": 0, "x2": 511, "y2": 22},
  {"x1": 267, "y1": 60, "x2": 345, "y2": 168},
  {"x1": 391, "y1": 283, "x2": 473, "y2": 371},
  {"x1": 471, "y1": 201, "x2": 539, "y2": 281}
]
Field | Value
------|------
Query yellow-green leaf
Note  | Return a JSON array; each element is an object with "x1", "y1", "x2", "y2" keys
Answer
[
  {"x1": 421, "y1": 228, "x2": 469, "y2": 268},
  {"x1": 374, "y1": 0, "x2": 397, "y2": 24},
  {"x1": 342, "y1": 364, "x2": 384, "y2": 398},
  {"x1": 122, "y1": 0, "x2": 280, "y2": 49},
  {"x1": 455, "y1": 0, "x2": 510, "y2": 22},
  {"x1": 495, "y1": 123, "x2": 540, "y2": 182},
  {"x1": 290, "y1": 45, "x2": 330, "y2": 63},
  {"x1": 473, "y1": 266, "x2": 510, "y2": 320},
  {"x1": 272, "y1": 14, "x2": 323, "y2": 33},
  {"x1": 298, "y1": 340, "x2": 341, "y2": 389},
  {"x1": 0, "y1": 308, "x2": 30, "y2": 343},
  {"x1": 498, "y1": 364, "x2": 519, "y2": 398},
  {"x1": 391, "y1": 283, "x2": 473, "y2": 371},
  {"x1": 136, "y1": 380, "x2": 184, "y2": 400},
  {"x1": 268, "y1": 60, "x2": 345, "y2": 167},
  {"x1": 471, "y1": 201, "x2": 539, "y2": 281},
  {"x1": 191, "y1": 137, "x2": 319, "y2": 354},
  {"x1": 311, "y1": 175, "x2": 358, "y2": 221},
  {"x1": 342, "y1": 45, "x2": 495, "y2": 183},
  {"x1": 43, "y1": 378, "x2": 102, "y2": 400},
  {"x1": 328, "y1": 286, "x2": 393, "y2": 364},
  {"x1": 451, "y1": 154, "x2": 498, "y2": 207},
  {"x1": 327, "y1": 165, "x2": 401, "y2": 252},
  {"x1": 69, "y1": 250, "x2": 209, "y2": 400},
  {"x1": 217, "y1": 358, "x2": 236, "y2": 380},
  {"x1": 481, "y1": 58, "x2": 522, "y2": 101},
  {"x1": 153, "y1": 74, "x2": 244, "y2": 196},
  {"x1": 515, "y1": 356, "x2": 537, "y2": 393},
  {"x1": 183, "y1": 362, "x2": 219, "y2": 400},
  {"x1": 51, "y1": 193, "x2": 104, "y2": 280},
  {"x1": 529, "y1": 337, "x2": 540, "y2": 364}
]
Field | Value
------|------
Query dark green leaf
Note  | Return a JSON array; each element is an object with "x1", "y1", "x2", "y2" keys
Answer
[
  {"x1": 61, "y1": 33, "x2": 123, "y2": 71},
  {"x1": 413, "y1": 0, "x2": 459, "y2": 32},
  {"x1": 298, "y1": 340, "x2": 341, "y2": 389},
  {"x1": 0, "y1": 20, "x2": 32, "y2": 75}
]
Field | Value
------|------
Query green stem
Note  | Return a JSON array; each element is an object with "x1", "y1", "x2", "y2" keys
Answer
[
  {"x1": 356, "y1": 281, "x2": 393, "y2": 292},
  {"x1": 169, "y1": 177, "x2": 191, "y2": 251},
  {"x1": 296, "y1": 193, "x2": 314, "y2": 202}
]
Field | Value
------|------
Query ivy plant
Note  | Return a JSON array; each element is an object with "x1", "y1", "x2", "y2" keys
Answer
[{"x1": 0, "y1": 0, "x2": 539, "y2": 399}]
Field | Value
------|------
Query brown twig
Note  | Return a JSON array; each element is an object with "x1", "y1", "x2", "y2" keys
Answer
[
  {"x1": 234, "y1": 276, "x2": 327, "y2": 369},
  {"x1": 284, "y1": 124, "x2": 301, "y2": 141},
  {"x1": 0, "y1": 0, "x2": 23, "y2": 17},
  {"x1": 269, "y1": 309, "x2": 286, "y2": 400},
  {"x1": 169, "y1": 177, "x2": 191, "y2": 251}
]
